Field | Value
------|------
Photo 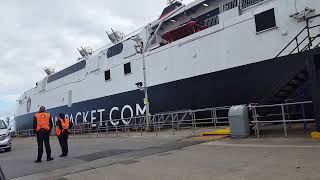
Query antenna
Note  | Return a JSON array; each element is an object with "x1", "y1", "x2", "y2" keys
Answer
[
  {"x1": 43, "y1": 67, "x2": 55, "y2": 75},
  {"x1": 106, "y1": 28, "x2": 125, "y2": 44},
  {"x1": 78, "y1": 46, "x2": 93, "y2": 58},
  {"x1": 111, "y1": 28, "x2": 119, "y2": 42},
  {"x1": 167, "y1": 0, "x2": 182, "y2": 5}
]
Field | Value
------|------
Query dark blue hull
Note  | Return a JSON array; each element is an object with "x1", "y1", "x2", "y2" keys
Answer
[{"x1": 15, "y1": 51, "x2": 311, "y2": 131}]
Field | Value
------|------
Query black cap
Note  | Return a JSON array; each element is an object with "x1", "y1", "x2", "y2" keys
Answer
[{"x1": 39, "y1": 106, "x2": 46, "y2": 112}]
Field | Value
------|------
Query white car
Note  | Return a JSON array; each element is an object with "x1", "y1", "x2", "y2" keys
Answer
[{"x1": 0, "y1": 119, "x2": 11, "y2": 152}]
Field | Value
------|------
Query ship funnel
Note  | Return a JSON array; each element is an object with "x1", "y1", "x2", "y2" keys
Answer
[{"x1": 106, "y1": 28, "x2": 125, "y2": 43}]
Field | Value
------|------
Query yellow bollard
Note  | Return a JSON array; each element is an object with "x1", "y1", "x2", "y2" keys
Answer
[{"x1": 311, "y1": 131, "x2": 320, "y2": 139}]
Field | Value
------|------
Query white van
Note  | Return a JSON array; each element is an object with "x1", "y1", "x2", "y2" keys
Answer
[{"x1": 0, "y1": 119, "x2": 11, "y2": 152}]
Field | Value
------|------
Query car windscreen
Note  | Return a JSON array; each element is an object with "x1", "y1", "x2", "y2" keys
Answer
[{"x1": 0, "y1": 120, "x2": 7, "y2": 129}]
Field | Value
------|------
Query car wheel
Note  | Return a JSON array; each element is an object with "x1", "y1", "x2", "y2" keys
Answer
[{"x1": 5, "y1": 147, "x2": 11, "y2": 152}]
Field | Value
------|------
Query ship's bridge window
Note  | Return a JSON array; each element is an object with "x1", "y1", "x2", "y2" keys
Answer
[
  {"x1": 255, "y1": 8, "x2": 276, "y2": 33},
  {"x1": 107, "y1": 43, "x2": 124, "y2": 58},
  {"x1": 124, "y1": 62, "x2": 131, "y2": 75},
  {"x1": 47, "y1": 60, "x2": 86, "y2": 83}
]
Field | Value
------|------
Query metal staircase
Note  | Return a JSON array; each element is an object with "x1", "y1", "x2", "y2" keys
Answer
[
  {"x1": 276, "y1": 15, "x2": 320, "y2": 58},
  {"x1": 264, "y1": 69, "x2": 308, "y2": 104},
  {"x1": 262, "y1": 15, "x2": 320, "y2": 105}
]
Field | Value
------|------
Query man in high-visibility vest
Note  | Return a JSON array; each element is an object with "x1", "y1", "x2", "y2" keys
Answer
[
  {"x1": 33, "y1": 106, "x2": 54, "y2": 163},
  {"x1": 56, "y1": 113, "x2": 73, "y2": 157}
]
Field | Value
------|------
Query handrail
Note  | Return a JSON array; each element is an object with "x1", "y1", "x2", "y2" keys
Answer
[
  {"x1": 275, "y1": 26, "x2": 308, "y2": 58},
  {"x1": 301, "y1": 34, "x2": 320, "y2": 52},
  {"x1": 276, "y1": 15, "x2": 320, "y2": 58},
  {"x1": 249, "y1": 101, "x2": 314, "y2": 138},
  {"x1": 241, "y1": 0, "x2": 265, "y2": 9},
  {"x1": 307, "y1": 14, "x2": 320, "y2": 21}
]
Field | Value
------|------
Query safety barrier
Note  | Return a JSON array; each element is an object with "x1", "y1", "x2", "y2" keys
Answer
[
  {"x1": 13, "y1": 106, "x2": 230, "y2": 138},
  {"x1": 249, "y1": 101, "x2": 315, "y2": 138},
  {"x1": 13, "y1": 101, "x2": 315, "y2": 139}
]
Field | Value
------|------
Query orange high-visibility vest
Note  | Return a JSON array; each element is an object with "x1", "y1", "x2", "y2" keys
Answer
[
  {"x1": 56, "y1": 119, "x2": 70, "y2": 136},
  {"x1": 35, "y1": 112, "x2": 51, "y2": 132}
]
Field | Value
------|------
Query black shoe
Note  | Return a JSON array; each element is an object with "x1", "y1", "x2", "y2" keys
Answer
[
  {"x1": 59, "y1": 154, "x2": 64, "y2": 157},
  {"x1": 47, "y1": 157, "x2": 54, "y2": 161},
  {"x1": 34, "y1": 160, "x2": 41, "y2": 163}
]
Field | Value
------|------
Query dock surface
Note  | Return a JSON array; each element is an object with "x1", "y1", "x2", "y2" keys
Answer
[{"x1": 1, "y1": 129, "x2": 320, "y2": 180}]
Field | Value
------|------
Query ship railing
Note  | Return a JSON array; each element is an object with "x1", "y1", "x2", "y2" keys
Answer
[
  {"x1": 249, "y1": 101, "x2": 315, "y2": 138},
  {"x1": 219, "y1": 0, "x2": 266, "y2": 12},
  {"x1": 203, "y1": 15, "x2": 219, "y2": 28},
  {"x1": 276, "y1": 14, "x2": 320, "y2": 58},
  {"x1": 220, "y1": 0, "x2": 238, "y2": 12},
  {"x1": 240, "y1": 0, "x2": 265, "y2": 9}
]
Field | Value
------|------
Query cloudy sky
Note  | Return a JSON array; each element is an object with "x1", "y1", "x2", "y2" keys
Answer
[{"x1": 0, "y1": 0, "x2": 194, "y2": 117}]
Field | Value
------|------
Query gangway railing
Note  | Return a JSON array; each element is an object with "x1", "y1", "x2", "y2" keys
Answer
[
  {"x1": 276, "y1": 15, "x2": 320, "y2": 58},
  {"x1": 249, "y1": 101, "x2": 315, "y2": 138}
]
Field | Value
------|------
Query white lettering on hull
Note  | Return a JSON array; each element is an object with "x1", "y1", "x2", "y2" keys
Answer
[
  {"x1": 62, "y1": 104, "x2": 146, "y2": 127},
  {"x1": 83, "y1": 111, "x2": 89, "y2": 123},
  {"x1": 109, "y1": 107, "x2": 119, "y2": 126},
  {"x1": 91, "y1": 110, "x2": 97, "y2": 123},
  {"x1": 121, "y1": 105, "x2": 134, "y2": 125},
  {"x1": 97, "y1": 109, "x2": 105, "y2": 126},
  {"x1": 75, "y1": 112, "x2": 82, "y2": 125}
]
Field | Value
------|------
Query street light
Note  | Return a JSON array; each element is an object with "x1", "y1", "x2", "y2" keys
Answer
[{"x1": 131, "y1": 35, "x2": 151, "y2": 130}]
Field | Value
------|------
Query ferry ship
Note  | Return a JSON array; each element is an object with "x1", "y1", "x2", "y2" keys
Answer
[{"x1": 15, "y1": 0, "x2": 320, "y2": 130}]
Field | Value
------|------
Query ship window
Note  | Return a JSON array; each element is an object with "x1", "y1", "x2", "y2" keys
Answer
[
  {"x1": 105, "y1": 70, "x2": 111, "y2": 81},
  {"x1": 124, "y1": 62, "x2": 131, "y2": 75},
  {"x1": 107, "y1": 43, "x2": 123, "y2": 58},
  {"x1": 47, "y1": 60, "x2": 86, "y2": 83},
  {"x1": 255, "y1": 8, "x2": 276, "y2": 33}
]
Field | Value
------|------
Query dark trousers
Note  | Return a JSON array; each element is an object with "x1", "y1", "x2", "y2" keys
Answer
[
  {"x1": 36, "y1": 129, "x2": 51, "y2": 160},
  {"x1": 58, "y1": 132, "x2": 68, "y2": 156}
]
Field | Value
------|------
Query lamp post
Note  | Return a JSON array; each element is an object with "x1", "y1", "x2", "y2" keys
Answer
[{"x1": 132, "y1": 36, "x2": 150, "y2": 130}]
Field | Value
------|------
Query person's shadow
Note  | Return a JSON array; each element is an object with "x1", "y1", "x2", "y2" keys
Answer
[{"x1": 0, "y1": 166, "x2": 7, "y2": 180}]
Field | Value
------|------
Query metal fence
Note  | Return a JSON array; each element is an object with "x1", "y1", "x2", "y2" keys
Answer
[
  {"x1": 13, "y1": 106, "x2": 230, "y2": 138},
  {"x1": 221, "y1": 0, "x2": 238, "y2": 12},
  {"x1": 13, "y1": 101, "x2": 316, "y2": 139},
  {"x1": 249, "y1": 101, "x2": 315, "y2": 138},
  {"x1": 240, "y1": 0, "x2": 265, "y2": 9},
  {"x1": 218, "y1": 0, "x2": 266, "y2": 12},
  {"x1": 203, "y1": 15, "x2": 219, "y2": 27}
]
